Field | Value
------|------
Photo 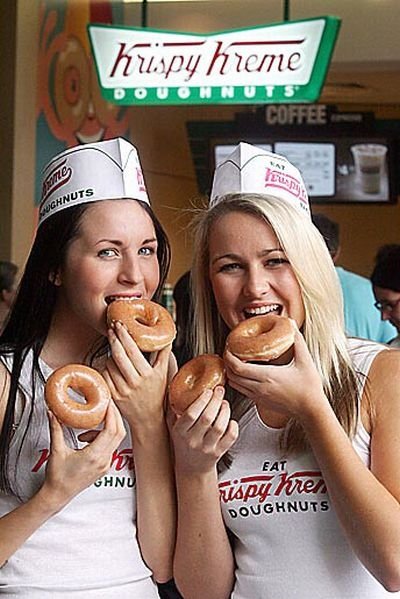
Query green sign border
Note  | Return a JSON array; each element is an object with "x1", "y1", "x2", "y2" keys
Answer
[{"x1": 88, "y1": 16, "x2": 341, "y2": 106}]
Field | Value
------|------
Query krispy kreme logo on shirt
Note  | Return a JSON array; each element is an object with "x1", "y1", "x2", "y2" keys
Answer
[
  {"x1": 41, "y1": 158, "x2": 73, "y2": 205},
  {"x1": 219, "y1": 470, "x2": 327, "y2": 504},
  {"x1": 218, "y1": 468, "x2": 330, "y2": 517},
  {"x1": 32, "y1": 446, "x2": 136, "y2": 489}
]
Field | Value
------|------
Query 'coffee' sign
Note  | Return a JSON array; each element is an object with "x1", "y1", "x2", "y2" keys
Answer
[{"x1": 88, "y1": 17, "x2": 340, "y2": 106}]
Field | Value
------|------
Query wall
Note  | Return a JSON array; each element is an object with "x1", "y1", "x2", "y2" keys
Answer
[
  {"x1": 0, "y1": 2, "x2": 17, "y2": 261},
  {"x1": 0, "y1": 0, "x2": 38, "y2": 269}
]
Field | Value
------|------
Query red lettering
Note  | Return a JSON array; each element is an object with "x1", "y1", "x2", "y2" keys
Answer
[
  {"x1": 111, "y1": 448, "x2": 134, "y2": 471},
  {"x1": 31, "y1": 448, "x2": 50, "y2": 472}
]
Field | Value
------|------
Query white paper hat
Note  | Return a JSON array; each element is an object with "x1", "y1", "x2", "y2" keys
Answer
[
  {"x1": 39, "y1": 138, "x2": 150, "y2": 225},
  {"x1": 210, "y1": 142, "x2": 310, "y2": 216}
]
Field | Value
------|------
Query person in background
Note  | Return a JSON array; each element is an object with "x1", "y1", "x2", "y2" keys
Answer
[
  {"x1": 0, "y1": 138, "x2": 177, "y2": 598},
  {"x1": 0, "y1": 261, "x2": 18, "y2": 332},
  {"x1": 312, "y1": 213, "x2": 395, "y2": 343},
  {"x1": 371, "y1": 244, "x2": 400, "y2": 347},
  {"x1": 172, "y1": 270, "x2": 194, "y2": 367},
  {"x1": 171, "y1": 143, "x2": 400, "y2": 599}
]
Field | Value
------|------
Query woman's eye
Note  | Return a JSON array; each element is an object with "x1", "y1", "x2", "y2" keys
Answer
[
  {"x1": 139, "y1": 246, "x2": 156, "y2": 256},
  {"x1": 265, "y1": 257, "x2": 289, "y2": 267},
  {"x1": 98, "y1": 248, "x2": 118, "y2": 258},
  {"x1": 220, "y1": 262, "x2": 241, "y2": 273}
]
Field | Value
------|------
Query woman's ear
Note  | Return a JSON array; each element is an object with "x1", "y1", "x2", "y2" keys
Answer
[{"x1": 49, "y1": 271, "x2": 62, "y2": 286}]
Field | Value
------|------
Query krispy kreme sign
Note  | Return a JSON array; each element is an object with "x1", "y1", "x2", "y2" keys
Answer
[{"x1": 88, "y1": 17, "x2": 340, "y2": 105}]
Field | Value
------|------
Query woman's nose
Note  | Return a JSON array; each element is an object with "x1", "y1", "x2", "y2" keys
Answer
[
  {"x1": 243, "y1": 268, "x2": 270, "y2": 297},
  {"x1": 118, "y1": 256, "x2": 143, "y2": 285}
]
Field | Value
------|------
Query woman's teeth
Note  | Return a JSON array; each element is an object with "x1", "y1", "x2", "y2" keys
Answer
[
  {"x1": 244, "y1": 304, "x2": 281, "y2": 317},
  {"x1": 105, "y1": 295, "x2": 140, "y2": 305}
]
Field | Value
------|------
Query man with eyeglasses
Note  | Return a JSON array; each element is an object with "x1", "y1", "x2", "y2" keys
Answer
[
  {"x1": 312, "y1": 214, "x2": 396, "y2": 343},
  {"x1": 371, "y1": 244, "x2": 400, "y2": 347}
]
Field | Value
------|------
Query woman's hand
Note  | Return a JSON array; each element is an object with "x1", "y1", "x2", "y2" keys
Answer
[
  {"x1": 224, "y1": 325, "x2": 328, "y2": 420},
  {"x1": 42, "y1": 401, "x2": 126, "y2": 508},
  {"x1": 102, "y1": 322, "x2": 171, "y2": 433},
  {"x1": 171, "y1": 386, "x2": 239, "y2": 476}
]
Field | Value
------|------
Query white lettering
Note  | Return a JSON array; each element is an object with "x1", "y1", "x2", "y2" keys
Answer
[
  {"x1": 134, "y1": 87, "x2": 147, "y2": 99},
  {"x1": 265, "y1": 104, "x2": 328, "y2": 125},
  {"x1": 199, "y1": 86, "x2": 212, "y2": 98}
]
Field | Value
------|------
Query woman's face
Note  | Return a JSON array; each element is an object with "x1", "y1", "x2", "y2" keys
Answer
[
  {"x1": 208, "y1": 211, "x2": 305, "y2": 331},
  {"x1": 55, "y1": 199, "x2": 160, "y2": 336}
]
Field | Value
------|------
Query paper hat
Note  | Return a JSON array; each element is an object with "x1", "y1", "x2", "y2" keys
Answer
[
  {"x1": 210, "y1": 142, "x2": 310, "y2": 216},
  {"x1": 39, "y1": 138, "x2": 149, "y2": 225}
]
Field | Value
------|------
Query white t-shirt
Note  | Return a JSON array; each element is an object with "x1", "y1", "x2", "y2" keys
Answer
[
  {"x1": 218, "y1": 338, "x2": 399, "y2": 599},
  {"x1": 0, "y1": 352, "x2": 159, "y2": 598}
]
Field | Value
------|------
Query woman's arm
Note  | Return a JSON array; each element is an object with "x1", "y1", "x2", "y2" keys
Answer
[
  {"x1": 0, "y1": 361, "x2": 126, "y2": 566},
  {"x1": 299, "y1": 348, "x2": 400, "y2": 592},
  {"x1": 225, "y1": 331, "x2": 400, "y2": 592},
  {"x1": 171, "y1": 387, "x2": 238, "y2": 599},
  {"x1": 103, "y1": 323, "x2": 177, "y2": 582}
]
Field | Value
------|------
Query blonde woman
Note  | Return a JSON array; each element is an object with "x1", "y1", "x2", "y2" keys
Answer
[{"x1": 171, "y1": 144, "x2": 400, "y2": 599}]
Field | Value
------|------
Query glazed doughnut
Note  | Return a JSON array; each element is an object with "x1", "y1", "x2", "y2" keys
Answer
[
  {"x1": 226, "y1": 314, "x2": 295, "y2": 363},
  {"x1": 45, "y1": 364, "x2": 111, "y2": 429},
  {"x1": 107, "y1": 299, "x2": 176, "y2": 352},
  {"x1": 169, "y1": 354, "x2": 226, "y2": 415}
]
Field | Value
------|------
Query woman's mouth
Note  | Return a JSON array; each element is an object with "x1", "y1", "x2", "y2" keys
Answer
[
  {"x1": 243, "y1": 303, "x2": 282, "y2": 319},
  {"x1": 105, "y1": 294, "x2": 143, "y2": 305}
]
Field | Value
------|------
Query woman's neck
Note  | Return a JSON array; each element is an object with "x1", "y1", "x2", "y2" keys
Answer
[
  {"x1": 256, "y1": 404, "x2": 290, "y2": 429},
  {"x1": 41, "y1": 311, "x2": 103, "y2": 370}
]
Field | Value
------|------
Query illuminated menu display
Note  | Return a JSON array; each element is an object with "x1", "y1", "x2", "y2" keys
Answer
[{"x1": 275, "y1": 141, "x2": 335, "y2": 196}]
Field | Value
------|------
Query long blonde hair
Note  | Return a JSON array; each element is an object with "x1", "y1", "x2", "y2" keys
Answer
[{"x1": 191, "y1": 193, "x2": 359, "y2": 454}]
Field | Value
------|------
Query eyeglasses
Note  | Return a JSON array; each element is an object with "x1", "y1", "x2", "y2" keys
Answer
[{"x1": 374, "y1": 297, "x2": 400, "y2": 313}]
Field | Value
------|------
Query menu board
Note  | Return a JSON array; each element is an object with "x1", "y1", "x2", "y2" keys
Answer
[
  {"x1": 213, "y1": 136, "x2": 393, "y2": 203},
  {"x1": 274, "y1": 142, "x2": 335, "y2": 197}
]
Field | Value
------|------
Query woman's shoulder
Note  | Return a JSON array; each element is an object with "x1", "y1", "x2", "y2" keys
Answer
[
  {"x1": 368, "y1": 346, "x2": 400, "y2": 385},
  {"x1": 347, "y1": 337, "x2": 390, "y2": 373}
]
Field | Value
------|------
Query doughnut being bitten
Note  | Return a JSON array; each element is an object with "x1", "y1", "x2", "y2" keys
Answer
[
  {"x1": 226, "y1": 314, "x2": 295, "y2": 363},
  {"x1": 107, "y1": 298, "x2": 176, "y2": 352},
  {"x1": 45, "y1": 364, "x2": 111, "y2": 429},
  {"x1": 169, "y1": 354, "x2": 226, "y2": 415}
]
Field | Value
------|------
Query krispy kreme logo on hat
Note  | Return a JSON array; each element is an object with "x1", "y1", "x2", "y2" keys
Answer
[
  {"x1": 38, "y1": 138, "x2": 150, "y2": 226},
  {"x1": 41, "y1": 159, "x2": 73, "y2": 203},
  {"x1": 210, "y1": 142, "x2": 310, "y2": 216},
  {"x1": 264, "y1": 167, "x2": 308, "y2": 204}
]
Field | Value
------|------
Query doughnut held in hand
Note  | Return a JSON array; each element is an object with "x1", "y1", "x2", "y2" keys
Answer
[
  {"x1": 226, "y1": 314, "x2": 295, "y2": 363},
  {"x1": 169, "y1": 354, "x2": 226, "y2": 415},
  {"x1": 45, "y1": 364, "x2": 111, "y2": 429},
  {"x1": 107, "y1": 299, "x2": 176, "y2": 352}
]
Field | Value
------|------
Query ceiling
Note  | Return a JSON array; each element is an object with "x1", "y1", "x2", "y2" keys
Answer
[{"x1": 124, "y1": 0, "x2": 400, "y2": 105}]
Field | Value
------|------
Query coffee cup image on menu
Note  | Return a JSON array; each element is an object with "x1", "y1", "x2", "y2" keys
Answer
[{"x1": 350, "y1": 143, "x2": 387, "y2": 194}]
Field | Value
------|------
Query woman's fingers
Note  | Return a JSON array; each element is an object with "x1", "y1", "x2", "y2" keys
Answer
[
  {"x1": 176, "y1": 387, "x2": 221, "y2": 433},
  {"x1": 47, "y1": 411, "x2": 66, "y2": 452},
  {"x1": 203, "y1": 399, "x2": 236, "y2": 447},
  {"x1": 108, "y1": 325, "x2": 145, "y2": 377},
  {"x1": 152, "y1": 343, "x2": 172, "y2": 371},
  {"x1": 85, "y1": 402, "x2": 126, "y2": 452},
  {"x1": 175, "y1": 386, "x2": 237, "y2": 451}
]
